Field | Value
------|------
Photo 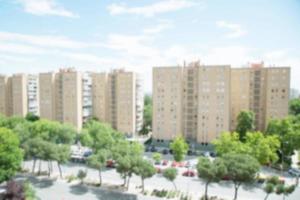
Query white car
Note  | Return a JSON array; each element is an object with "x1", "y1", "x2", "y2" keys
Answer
[{"x1": 288, "y1": 168, "x2": 300, "y2": 177}]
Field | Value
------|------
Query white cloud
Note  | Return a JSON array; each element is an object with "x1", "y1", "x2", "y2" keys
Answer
[
  {"x1": 107, "y1": 0, "x2": 197, "y2": 17},
  {"x1": 0, "y1": 42, "x2": 46, "y2": 54},
  {"x1": 216, "y1": 20, "x2": 247, "y2": 38},
  {"x1": 0, "y1": 31, "x2": 94, "y2": 49},
  {"x1": 143, "y1": 20, "x2": 173, "y2": 34},
  {"x1": 16, "y1": 0, "x2": 78, "y2": 18}
]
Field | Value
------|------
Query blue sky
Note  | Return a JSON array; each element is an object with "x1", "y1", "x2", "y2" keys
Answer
[{"x1": 0, "y1": 0, "x2": 300, "y2": 92}]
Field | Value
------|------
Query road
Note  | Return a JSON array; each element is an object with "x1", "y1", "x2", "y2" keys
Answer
[{"x1": 20, "y1": 157, "x2": 300, "y2": 200}]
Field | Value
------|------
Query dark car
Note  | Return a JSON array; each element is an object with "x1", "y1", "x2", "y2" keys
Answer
[
  {"x1": 209, "y1": 152, "x2": 216, "y2": 157},
  {"x1": 162, "y1": 149, "x2": 168, "y2": 155},
  {"x1": 150, "y1": 146, "x2": 157, "y2": 152},
  {"x1": 145, "y1": 146, "x2": 151, "y2": 152}
]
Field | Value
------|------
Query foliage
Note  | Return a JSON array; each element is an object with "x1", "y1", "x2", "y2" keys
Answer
[
  {"x1": 140, "y1": 95, "x2": 152, "y2": 135},
  {"x1": 163, "y1": 168, "x2": 178, "y2": 190},
  {"x1": 83, "y1": 120, "x2": 123, "y2": 152},
  {"x1": 23, "y1": 181, "x2": 36, "y2": 200},
  {"x1": 222, "y1": 153, "x2": 260, "y2": 200},
  {"x1": 0, "y1": 128, "x2": 23, "y2": 183},
  {"x1": 236, "y1": 111, "x2": 255, "y2": 141},
  {"x1": 77, "y1": 169, "x2": 87, "y2": 184},
  {"x1": 196, "y1": 157, "x2": 227, "y2": 200},
  {"x1": 213, "y1": 132, "x2": 280, "y2": 165},
  {"x1": 25, "y1": 112, "x2": 40, "y2": 122},
  {"x1": 170, "y1": 136, "x2": 189, "y2": 162},
  {"x1": 78, "y1": 129, "x2": 93, "y2": 147},
  {"x1": 289, "y1": 98, "x2": 300, "y2": 115},
  {"x1": 133, "y1": 158, "x2": 156, "y2": 192},
  {"x1": 87, "y1": 150, "x2": 107, "y2": 186},
  {"x1": 152, "y1": 152, "x2": 162, "y2": 164},
  {"x1": 266, "y1": 117, "x2": 300, "y2": 165}
]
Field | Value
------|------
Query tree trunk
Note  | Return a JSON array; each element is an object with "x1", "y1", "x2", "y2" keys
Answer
[
  {"x1": 47, "y1": 160, "x2": 51, "y2": 177},
  {"x1": 264, "y1": 193, "x2": 269, "y2": 200},
  {"x1": 127, "y1": 176, "x2": 131, "y2": 191},
  {"x1": 32, "y1": 159, "x2": 37, "y2": 173},
  {"x1": 233, "y1": 184, "x2": 240, "y2": 200},
  {"x1": 57, "y1": 162, "x2": 63, "y2": 178},
  {"x1": 141, "y1": 178, "x2": 145, "y2": 193},
  {"x1": 38, "y1": 160, "x2": 42, "y2": 175},
  {"x1": 204, "y1": 182, "x2": 209, "y2": 200},
  {"x1": 98, "y1": 169, "x2": 102, "y2": 186},
  {"x1": 122, "y1": 175, "x2": 127, "y2": 186},
  {"x1": 172, "y1": 181, "x2": 177, "y2": 191}
]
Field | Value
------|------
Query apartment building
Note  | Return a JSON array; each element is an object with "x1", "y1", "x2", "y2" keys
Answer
[
  {"x1": 153, "y1": 62, "x2": 290, "y2": 143},
  {"x1": 82, "y1": 73, "x2": 92, "y2": 123},
  {"x1": 39, "y1": 69, "x2": 83, "y2": 130},
  {"x1": 231, "y1": 63, "x2": 290, "y2": 131},
  {"x1": 0, "y1": 74, "x2": 40, "y2": 117},
  {"x1": 91, "y1": 69, "x2": 143, "y2": 136}
]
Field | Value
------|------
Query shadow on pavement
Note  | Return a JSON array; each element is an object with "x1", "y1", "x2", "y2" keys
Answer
[
  {"x1": 90, "y1": 187, "x2": 138, "y2": 200},
  {"x1": 26, "y1": 176, "x2": 54, "y2": 189},
  {"x1": 69, "y1": 184, "x2": 89, "y2": 195}
]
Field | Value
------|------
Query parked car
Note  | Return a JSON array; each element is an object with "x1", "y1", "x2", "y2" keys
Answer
[
  {"x1": 162, "y1": 160, "x2": 169, "y2": 166},
  {"x1": 171, "y1": 161, "x2": 185, "y2": 168},
  {"x1": 204, "y1": 151, "x2": 210, "y2": 157},
  {"x1": 162, "y1": 149, "x2": 169, "y2": 155},
  {"x1": 106, "y1": 159, "x2": 116, "y2": 168},
  {"x1": 182, "y1": 170, "x2": 196, "y2": 177},
  {"x1": 145, "y1": 146, "x2": 151, "y2": 152},
  {"x1": 288, "y1": 168, "x2": 300, "y2": 177},
  {"x1": 150, "y1": 146, "x2": 157, "y2": 152},
  {"x1": 257, "y1": 174, "x2": 267, "y2": 184},
  {"x1": 209, "y1": 152, "x2": 216, "y2": 157}
]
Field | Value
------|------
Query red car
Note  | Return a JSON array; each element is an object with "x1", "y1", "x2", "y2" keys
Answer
[
  {"x1": 171, "y1": 161, "x2": 185, "y2": 167},
  {"x1": 106, "y1": 160, "x2": 116, "y2": 168},
  {"x1": 162, "y1": 160, "x2": 168, "y2": 166},
  {"x1": 182, "y1": 170, "x2": 196, "y2": 177}
]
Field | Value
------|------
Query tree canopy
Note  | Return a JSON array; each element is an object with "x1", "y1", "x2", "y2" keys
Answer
[
  {"x1": 170, "y1": 136, "x2": 189, "y2": 162},
  {"x1": 0, "y1": 128, "x2": 23, "y2": 183},
  {"x1": 289, "y1": 98, "x2": 300, "y2": 115},
  {"x1": 236, "y1": 110, "x2": 255, "y2": 141}
]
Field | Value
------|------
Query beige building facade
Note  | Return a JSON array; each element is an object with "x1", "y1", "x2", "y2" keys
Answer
[
  {"x1": 153, "y1": 62, "x2": 290, "y2": 143},
  {"x1": 231, "y1": 63, "x2": 290, "y2": 131},
  {"x1": 91, "y1": 69, "x2": 143, "y2": 136},
  {"x1": 39, "y1": 69, "x2": 83, "y2": 130}
]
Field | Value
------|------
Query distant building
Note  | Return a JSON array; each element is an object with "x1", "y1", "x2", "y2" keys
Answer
[
  {"x1": 91, "y1": 69, "x2": 143, "y2": 136},
  {"x1": 153, "y1": 62, "x2": 290, "y2": 143},
  {"x1": 0, "y1": 74, "x2": 39, "y2": 117}
]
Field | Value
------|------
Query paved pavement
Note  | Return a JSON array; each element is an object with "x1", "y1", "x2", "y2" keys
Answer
[{"x1": 20, "y1": 157, "x2": 300, "y2": 200}]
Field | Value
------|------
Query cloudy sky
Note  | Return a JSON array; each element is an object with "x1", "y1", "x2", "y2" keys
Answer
[{"x1": 0, "y1": 0, "x2": 300, "y2": 92}]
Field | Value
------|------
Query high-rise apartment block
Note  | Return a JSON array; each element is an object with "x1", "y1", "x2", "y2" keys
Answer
[
  {"x1": 153, "y1": 62, "x2": 290, "y2": 143},
  {"x1": 91, "y1": 69, "x2": 143, "y2": 136},
  {"x1": 39, "y1": 69, "x2": 83, "y2": 130},
  {"x1": 0, "y1": 74, "x2": 39, "y2": 117}
]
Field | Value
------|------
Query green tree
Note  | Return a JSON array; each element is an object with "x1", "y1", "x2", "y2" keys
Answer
[
  {"x1": 78, "y1": 129, "x2": 93, "y2": 147},
  {"x1": 133, "y1": 159, "x2": 156, "y2": 192},
  {"x1": 55, "y1": 145, "x2": 70, "y2": 178},
  {"x1": 289, "y1": 98, "x2": 300, "y2": 115},
  {"x1": 140, "y1": 95, "x2": 152, "y2": 135},
  {"x1": 223, "y1": 153, "x2": 260, "y2": 200},
  {"x1": 196, "y1": 157, "x2": 227, "y2": 200},
  {"x1": 115, "y1": 142, "x2": 144, "y2": 190},
  {"x1": 24, "y1": 181, "x2": 36, "y2": 200},
  {"x1": 236, "y1": 111, "x2": 255, "y2": 141},
  {"x1": 87, "y1": 150, "x2": 107, "y2": 186},
  {"x1": 0, "y1": 128, "x2": 23, "y2": 183},
  {"x1": 244, "y1": 132, "x2": 280, "y2": 165},
  {"x1": 163, "y1": 168, "x2": 178, "y2": 190},
  {"x1": 152, "y1": 152, "x2": 162, "y2": 164},
  {"x1": 170, "y1": 136, "x2": 189, "y2": 162},
  {"x1": 77, "y1": 169, "x2": 87, "y2": 184},
  {"x1": 25, "y1": 112, "x2": 40, "y2": 122},
  {"x1": 264, "y1": 183, "x2": 274, "y2": 200},
  {"x1": 212, "y1": 132, "x2": 251, "y2": 156},
  {"x1": 23, "y1": 138, "x2": 44, "y2": 173}
]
